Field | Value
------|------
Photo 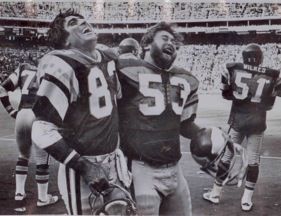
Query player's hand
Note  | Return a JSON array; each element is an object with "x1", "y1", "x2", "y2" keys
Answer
[
  {"x1": 10, "y1": 110, "x2": 18, "y2": 119},
  {"x1": 74, "y1": 156, "x2": 110, "y2": 193}
]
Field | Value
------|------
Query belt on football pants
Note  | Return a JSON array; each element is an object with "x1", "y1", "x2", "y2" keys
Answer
[
  {"x1": 84, "y1": 150, "x2": 117, "y2": 164},
  {"x1": 134, "y1": 159, "x2": 178, "y2": 169}
]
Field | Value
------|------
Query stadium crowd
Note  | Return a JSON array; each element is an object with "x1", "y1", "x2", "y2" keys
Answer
[
  {"x1": 0, "y1": 1, "x2": 281, "y2": 22},
  {"x1": 0, "y1": 43, "x2": 280, "y2": 92},
  {"x1": 0, "y1": 46, "x2": 49, "y2": 82},
  {"x1": 176, "y1": 43, "x2": 281, "y2": 92}
]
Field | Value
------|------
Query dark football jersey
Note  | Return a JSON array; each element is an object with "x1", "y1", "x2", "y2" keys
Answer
[
  {"x1": 1, "y1": 63, "x2": 37, "y2": 109},
  {"x1": 221, "y1": 62, "x2": 280, "y2": 133},
  {"x1": 33, "y1": 49, "x2": 120, "y2": 156},
  {"x1": 117, "y1": 58, "x2": 199, "y2": 165}
]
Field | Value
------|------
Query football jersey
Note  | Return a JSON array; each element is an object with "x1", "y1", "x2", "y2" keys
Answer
[
  {"x1": 221, "y1": 62, "x2": 280, "y2": 133},
  {"x1": 33, "y1": 49, "x2": 120, "y2": 156},
  {"x1": 117, "y1": 58, "x2": 199, "y2": 165},
  {"x1": 1, "y1": 63, "x2": 37, "y2": 109}
]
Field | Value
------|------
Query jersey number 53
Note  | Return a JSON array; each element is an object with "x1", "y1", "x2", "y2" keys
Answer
[{"x1": 139, "y1": 73, "x2": 190, "y2": 116}]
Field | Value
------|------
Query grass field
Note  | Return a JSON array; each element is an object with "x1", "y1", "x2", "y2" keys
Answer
[{"x1": 0, "y1": 94, "x2": 281, "y2": 215}]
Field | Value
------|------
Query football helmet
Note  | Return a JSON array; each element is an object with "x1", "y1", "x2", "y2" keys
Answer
[
  {"x1": 190, "y1": 127, "x2": 248, "y2": 186},
  {"x1": 119, "y1": 38, "x2": 140, "y2": 56},
  {"x1": 89, "y1": 183, "x2": 137, "y2": 215},
  {"x1": 242, "y1": 43, "x2": 263, "y2": 66}
]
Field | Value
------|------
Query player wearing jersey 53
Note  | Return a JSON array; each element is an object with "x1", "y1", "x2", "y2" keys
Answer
[
  {"x1": 117, "y1": 22, "x2": 201, "y2": 215},
  {"x1": 32, "y1": 10, "x2": 130, "y2": 215},
  {"x1": 0, "y1": 63, "x2": 58, "y2": 212},
  {"x1": 203, "y1": 44, "x2": 280, "y2": 211}
]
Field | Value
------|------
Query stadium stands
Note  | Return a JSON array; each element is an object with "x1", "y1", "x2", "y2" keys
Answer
[
  {"x1": 0, "y1": 1, "x2": 281, "y2": 93},
  {"x1": 0, "y1": 43, "x2": 279, "y2": 93},
  {"x1": 0, "y1": 1, "x2": 281, "y2": 22}
]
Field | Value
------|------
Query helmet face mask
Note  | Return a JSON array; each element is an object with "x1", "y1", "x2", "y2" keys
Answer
[
  {"x1": 89, "y1": 183, "x2": 137, "y2": 216},
  {"x1": 190, "y1": 127, "x2": 248, "y2": 186}
]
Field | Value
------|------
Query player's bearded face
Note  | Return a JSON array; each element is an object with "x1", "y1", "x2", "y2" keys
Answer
[
  {"x1": 64, "y1": 16, "x2": 97, "y2": 50},
  {"x1": 150, "y1": 31, "x2": 177, "y2": 69}
]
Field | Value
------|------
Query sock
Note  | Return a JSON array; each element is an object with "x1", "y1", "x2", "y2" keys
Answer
[
  {"x1": 15, "y1": 157, "x2": 29, "y2": 196},
  {"x1": 242, "y1": 164, "x2": 259, "y2": 204},
  {"x1": 242, "y1": 188, "x2": 254, "y2": 204},
  {"x1": 212, "y1": 182, "x2": 223, "y2": 196},
  {"x1": 36, "y1": 164, "x2": 49, "y2": 201}
]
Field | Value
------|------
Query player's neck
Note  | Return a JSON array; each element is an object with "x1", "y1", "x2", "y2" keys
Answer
[
  {"x1": 144, "y1": 53, "x2": 173, "y2": 71},
  {"x1": 144, "y1": 53, "x2": 162, "y2": 70},
  {"x1": 72, "y1": 48, "x2": 101, "y2": 63}
]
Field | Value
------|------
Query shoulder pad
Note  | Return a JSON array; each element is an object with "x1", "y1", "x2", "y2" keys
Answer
[
  {"x1": 225, "y1": 62, "x2": 241, "y2": 69},
  {"x1": 38, "y1": 54, "x2": 74, "y2": 81},
  {"x1": 168, "y1": 65, "x2": 192, "y2": 75},
  {"x1": 19, "y1": 63, "x2": 36, "y2": 71},
  {"x1": 117, "y1": 57, "x2": 145, "y2": 69},
  {"x1": 265, "y1": 67, "x2": 280, "y2": 78},
  {"x1": 99, "y1": 48, "x2": 118, "y2": 62},
  {"x1": 169, "y1": 66, "x2": 199, "y2": 91}
]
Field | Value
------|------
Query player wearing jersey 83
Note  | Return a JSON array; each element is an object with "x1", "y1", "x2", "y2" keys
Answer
[{"x1": 32, "y1": 9, "x2": 130, "y2": 215}]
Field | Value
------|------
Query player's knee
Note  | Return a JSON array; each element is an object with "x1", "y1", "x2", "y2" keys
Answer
[
  {"x1": 135, "y1": 194, "x2": 159, "y2": 215},
  {"x1": 248, "y1": 154, "x2": 260, "y2": 165},
  {"x1": 18, "y1": 152, "x2": 30, "y2": 160},
  {"x1": 31, "y1": 121, "x2": 42, "y2": 146},
  {"x1": 36, "y1": 164, "x2": 49, "y2": 171}
]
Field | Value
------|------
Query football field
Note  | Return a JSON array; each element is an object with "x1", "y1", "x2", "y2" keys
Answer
[{"x1": 0, "y1": 94, "x2": 281, "y2": 215}]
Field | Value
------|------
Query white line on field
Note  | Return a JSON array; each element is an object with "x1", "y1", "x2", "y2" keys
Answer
[
  {"x1": 0, "y1": 137, "x2": 15, "y2": 141},
  {"x1": 1, "y1": 134, "x2": 15, "y2": 138},
  {"x1": 182, "y1": 151, "x2": 281, "y2": 160}
]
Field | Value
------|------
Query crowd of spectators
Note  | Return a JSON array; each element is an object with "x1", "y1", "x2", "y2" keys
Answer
[
  {"x1": 0, "y1": 46, "x2": 50, "y2": 82},
  {"x1": 0, "y1": 43, "x2": 280, "y2": 93},
  {"x1": 176, "y1": 43, "x2": 281, "y2": 93},
  {"x1": 0, "y1": 1, "x2": 281, "y2": 22}
]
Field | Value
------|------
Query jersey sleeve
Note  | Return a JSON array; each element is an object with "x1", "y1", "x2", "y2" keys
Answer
[
  {"x1": 0, "y1": 85, "x2": 17, "y2": 118},
  {"x1": 0, "y1": 68, "x2": 20, "y2": 118},
  {"x1": 33, "y1": 54, "x2": 79, "y2": 126},
  {"x1": 181, "y1": 74, "x2": 199, "y2": 122},
  {"x1": 221, "y1": 63, "x2": 233, "y2": 100},
  {"x1": 32, "y1": 55, "x2": 80, "y2": 165},
  {"x1": 273, "y1": 76, "x2": 281, "y2": 97},
  {"x1": 1, "y1": 66, "x2": 20, "y2": 92},
  {"x1": 32, "y1": 120, "x2": 80, "y2": 165}
]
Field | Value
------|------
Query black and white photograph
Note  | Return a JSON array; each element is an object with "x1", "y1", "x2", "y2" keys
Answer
[{"x1": 0, "y1": 0, "x2": 281, "y2": 215}]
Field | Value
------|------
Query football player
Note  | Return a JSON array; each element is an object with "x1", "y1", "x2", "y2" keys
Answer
[
  {"x1": 0, "y1": 63, "x2": 58, "y2": 212},
  {"x1": 203, "y1": 43, "x2": 280, "y2": 211},
  {"x1": 117, "y1": 22, "x2": 201, "y2": 215},
  {"x1": 118, "y1": 37, "x2": 140, "y2": 59},
  {"x1": 31, "y1": 10, "x2": 130, "y2": 215}
]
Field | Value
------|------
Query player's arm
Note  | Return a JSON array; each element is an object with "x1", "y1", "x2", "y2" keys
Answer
[
  {"x1": 180, "y1": 74, "x2": 202, "y2": 139},
  {"x1": 32, "y1": 55, "x2": 109, "y2": 192},
  {"x1": 180, "y1": 117, "x2": 202, "y2": 140},
  {"x1": 273, "y1": 77, "x2": 281, "y2": 97},
  {"x1": 221, "y1": 64, "x2": 233, "y2": 100},
  {"x1": 0, "y1": 70, "x2": 19, "y2": 118}
]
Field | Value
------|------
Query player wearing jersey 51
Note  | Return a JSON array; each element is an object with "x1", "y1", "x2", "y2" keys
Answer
[
  {"x1": 32, "y1": 9, "x2": 130, "y2": 215},
  {"x1": 203, "y1": 44, "x2": 280, "y2": 211}
]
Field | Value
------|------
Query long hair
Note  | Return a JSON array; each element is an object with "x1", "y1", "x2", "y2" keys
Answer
[{"x1": 47, "y1": 9, "x2": 84, "y2": 49}]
